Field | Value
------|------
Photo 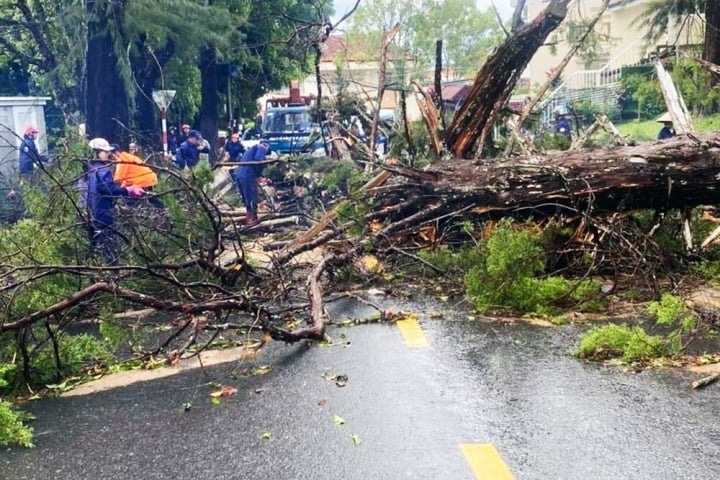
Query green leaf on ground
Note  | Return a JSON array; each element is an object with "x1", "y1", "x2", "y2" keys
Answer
[
  {"x1": 262, "y1": 432, "x2": 272, "y2": 440},
  {"x1": 333, "y1": 414, "x2": 346, "y2": 426},
  {"x1": 350, "y1": 434, "x2": 362, "y2": 445}
]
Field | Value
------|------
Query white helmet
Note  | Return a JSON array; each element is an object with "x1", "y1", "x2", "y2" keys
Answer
[{"x1": 88, "y1": 137, "x2": 113, "y2": 151}]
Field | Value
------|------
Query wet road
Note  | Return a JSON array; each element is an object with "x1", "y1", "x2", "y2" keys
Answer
[{"x1": 3, "y1": 299, "x2": 720, "y2": 479}]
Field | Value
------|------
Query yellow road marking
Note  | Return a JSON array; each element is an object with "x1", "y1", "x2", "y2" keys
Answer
[
  {"x1": 396, "y1": 317, "x2": 430, "y2": 348},
  {"x1": 460, "y1": 444, "x2": 515, "y2": 480}
]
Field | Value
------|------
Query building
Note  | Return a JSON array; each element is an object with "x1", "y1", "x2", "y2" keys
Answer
[
  {"x1": 525, "y1": 0, "x2": 704, "y2": 88},
  {"x1": 0, "y1": 96, "x2": 51, "y2": 177},
  {"x1": 262, "y1": 35, "x2": 421, "y2": 122}
]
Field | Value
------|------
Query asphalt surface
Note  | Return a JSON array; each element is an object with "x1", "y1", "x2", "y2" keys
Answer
[{"x1": 3, "y1": 297, "x2": 720, "y2": 479}]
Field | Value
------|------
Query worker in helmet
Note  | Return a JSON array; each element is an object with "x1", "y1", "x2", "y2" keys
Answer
[
  {"x1": 85, "y1": 138, "x2": 145, "y2": 264},
  {"x1": 18, "y1": 126, "x2": 48, "y2": 177},
  {"x1": 177, "y1": 123, "x2": 191, "y2": 145}
]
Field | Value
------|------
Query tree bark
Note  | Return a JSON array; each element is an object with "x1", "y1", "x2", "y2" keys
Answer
[
  {"x1": 199, "y1": 44, "x2": 219, "y2": 162},
  {"x1": 704, "y1": 0, "x2": 720, "y2": 91},
  {"x1": 372, "y1": 133, "x2": 720, "y2": 226},
  {"x1": 85, "y1": 0, "x2": 130, "y2": 143},
  {"x1": 446, "y1": 0, "x2": 571, "y2": 158}
]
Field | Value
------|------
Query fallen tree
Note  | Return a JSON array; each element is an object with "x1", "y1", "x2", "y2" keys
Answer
[{"x1": 369, "y1": 133, "x2": 720, "y2": 223}]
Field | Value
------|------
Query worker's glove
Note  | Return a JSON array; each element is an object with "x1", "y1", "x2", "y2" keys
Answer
[{"x1": 126, "y1": 186, "x2": 145, "y2": 197}]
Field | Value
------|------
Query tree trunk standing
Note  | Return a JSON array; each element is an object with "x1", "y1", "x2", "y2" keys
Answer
[
  {"x1": 704, "y1": 0, "x2": 720, "y2": 91},
  {"x1": 433, "y1": 39, "x2": 445, "y2": 133},
  {"x1": 446, "y1": 0, "x2": 571, "y2": 158},
  {"x1": 199, "y1": 44, "x2": 219, "y2": 163},
  {"x1": 133, "y1": 40, "x2": 176, "y2": 146},
  {"x1": 85, "y1": 0, "x2": 130, "y2": 143}
]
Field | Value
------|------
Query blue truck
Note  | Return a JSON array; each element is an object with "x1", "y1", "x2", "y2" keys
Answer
[{"x1": 261, "y1": 81, "x2": 326, "y2": 157}]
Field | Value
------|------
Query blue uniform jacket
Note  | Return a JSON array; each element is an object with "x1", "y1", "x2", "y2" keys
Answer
[
  {"x1": 236, "y1": 144, "x2": 267, "y2": 179},
  {"x1": 175, "y1": 141, "x2": 201, "y2": 169},
  {"x1": 19, "y1": 137, "x2": 47, "y2": 174},
  {"x1": 86, "y1": 161, "x2": 129, "y2": 227},
  {"x1": 658, "y1": 126, "x2": 675, "y2": 140},
  {"x1": 224, "y1": 141, "x2": 245, "y2": 161}
]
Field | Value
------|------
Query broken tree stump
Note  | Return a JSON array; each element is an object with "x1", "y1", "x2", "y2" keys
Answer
[{"x1": 446, "y1": 0, "x2": 572, "y2": 158}]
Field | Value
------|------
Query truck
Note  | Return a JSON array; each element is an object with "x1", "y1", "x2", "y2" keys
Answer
[{"x1": 260, "y1": 81, "x2": 326, "y2": 157}]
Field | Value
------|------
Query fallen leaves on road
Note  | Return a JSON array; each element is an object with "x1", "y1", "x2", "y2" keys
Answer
[
  {"x1": 209, "y1": 385, "x2": 238, "y2": 404},
  {"x1": 333, "y1": 414, "x2": 346, "y2": 426},
  {"x1": 350, "y1": 434, "x2": 362, "y2": 446},
  {"x1": 262, "y1": 432, "x2": 272, "y2": 441},
  {"x1": 321, "y1": 372, "x2": 348, "y2": 387}
]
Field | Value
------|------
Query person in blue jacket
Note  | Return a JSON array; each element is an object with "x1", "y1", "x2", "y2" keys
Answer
[
  {"x1": 18, "y1": 126, "x2": 48, "y2": 177},
  {"x1": 232, "y1": 139, "x2": 270, "y2": 226},
  {"x1": 656, "y1": 113, "x2": 676, "y2": 140},
  {"x1": 85, "y1": 138, "x2": 145, "y2": 264},
  {"x1": 222, "y1": 132, "x2": 245, "y2": 162},
  {"x1": 554, "y1": 113, "x2": 572, "y2": 139},
  {"x1": 174, "y1": 130, "x2": 208, "y2": 169}
]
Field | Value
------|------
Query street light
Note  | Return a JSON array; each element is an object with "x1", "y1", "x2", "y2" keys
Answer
[{"x1": 152, "y1": 90, "x2": 176, "y2": 159}]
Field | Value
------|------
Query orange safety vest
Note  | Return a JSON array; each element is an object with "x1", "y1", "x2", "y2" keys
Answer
[{"x1": 113, "y1": 151, "x2": 157, "y2": 188}]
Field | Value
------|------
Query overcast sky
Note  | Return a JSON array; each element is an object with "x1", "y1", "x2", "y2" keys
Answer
[{"x1": 331, "y1": 0, "x2": 515, "y2": 23}]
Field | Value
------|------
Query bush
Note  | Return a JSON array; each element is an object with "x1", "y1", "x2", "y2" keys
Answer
[
  {"x1": 576, "y1": 324, "x2": 667, "y2": 363},
  {"x1": 0, "y1": 364, "x2": 33, "y2": 448},
  {"x1": 27, "y1": 333, "x2": 112, "y2": 386},
  {"x1": 0, "y1": 400, "x2": 33, "y2": 448}
]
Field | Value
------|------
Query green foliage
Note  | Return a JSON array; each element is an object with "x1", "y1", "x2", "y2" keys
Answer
[
  {"x1": 647, "y1": 293, "x2": 697, "y2": 354},
  {"x1": 417, "y1": 244, "x2": 484, "y2": 273},
  {"x1": 621, "y1": 60, "x2": 720, "y2": 120},
  {"x1": 464, "y1": 220, "x2": 600, "y2": 315},
  {"x1": 29, "y1": 333, "x2": 111, "y2": 386},
  {"x1": 576, "y1": 324, "x2": 668, "y2": 363},
  {"x1": 620, "y1": 72, "x2": 665, "y2": 120},
  {"x1": 578, "y1": 293, "x2": 701, "y2": 364},
  {"x1": 572, "y1": 97, "x2": 620, "y2": 122},
  {"x1": 0, "y1": 400, "x2": 33, "y2": 448},
  {"x1": 347, "y1": 0, "x2": 501, "y2": 78},
  {"x1": 99, "y1": 320, "x2": 129, "y2": 352},
  {"x1": 0, "y1": 219, "x2": 80, "y2": 317},
  {"x1": 647, "y1": 293, "x2": 693, "y2": 327}
]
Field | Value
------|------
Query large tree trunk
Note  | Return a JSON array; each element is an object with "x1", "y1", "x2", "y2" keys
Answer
[
  {"x1": 199, "y1": 44, "x2": 219, "y2": 162},
  {"x1": 446, "y1": 0, "x2": 571, "y2": 158},
  {"x1": 705, "y1": 0, "x2": 720, "y2": 92},
  {"x1": 371, "y1": 133, "x2": 720, "y2": 228},
  {"x1": 133, "y1": 40, "x2": 176, "y2": 147},
  {"x1": 85, "y1": 0, "x2": 130, "y2": 143}
]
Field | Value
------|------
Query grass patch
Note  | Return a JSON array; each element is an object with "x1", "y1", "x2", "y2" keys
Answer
[{"x1": 617, "y1": 113, "x2": 720, "y2": 142}]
